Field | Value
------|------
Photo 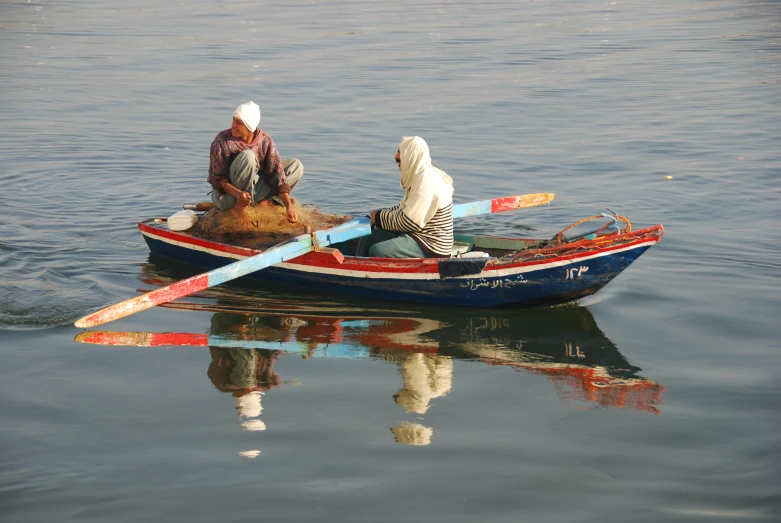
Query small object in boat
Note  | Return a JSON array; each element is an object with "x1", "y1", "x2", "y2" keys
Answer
[
  {"x1": 167, "y1": 209, "x2": 198, "y2": 231},
  {"x1": 304, "y1": 225, "x2": 312, "y2": 234},
  {"x1": 458, "y1": 251, "x2": 489, "y2": 258},
  {"x1": 189, "y1": 202, "x2": 351, "y2": 250},
  {"x1": 665, "y1": 175, "x2": 673, "y2": 180},
  {"x1": 438, "y1": 256, "x2": 491, "y2": 278},
  {"x1": 183, "y1": 202, "x2": 215, "y2": 212}
]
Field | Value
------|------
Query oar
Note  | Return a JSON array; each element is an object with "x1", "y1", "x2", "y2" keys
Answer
[
  {"x1": 183, "y1": 192, "x2": 555, "y2": 219},
  {"x1": 73, "y1": 217, "x2": 372, "y2": 329},
  {"x1": 73, "y1": 331, "x2": 349, "y2": 355},
  {"x1": 452, "y1": 192, "x2": 554, "y2": 218},
  {"x1": 75, "y1": 330, "x2": 438, "y2": 357},
  {"x1": 76, "y1": 193, "x2": 552, "y2": 329}
]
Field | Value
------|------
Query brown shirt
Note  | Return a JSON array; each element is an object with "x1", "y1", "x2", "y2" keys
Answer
[{"x1": 208, "y1": 129, "x2": 290, "y2": 194}]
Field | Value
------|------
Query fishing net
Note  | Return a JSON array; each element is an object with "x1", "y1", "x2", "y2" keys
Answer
[{"x1": 190, "y1": 201, "x2": 351, "y2": 249}]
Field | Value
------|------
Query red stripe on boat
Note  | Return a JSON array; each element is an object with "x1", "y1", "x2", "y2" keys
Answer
[
  {"x1": 140, "y1": 219, "x2": 664, "y2": 276},
  {"x1": 286, "y1": 253, "x2": 443, "y2": 273},
  {"x1": 139, "y1": 221, "x2": 257, "y2": 257}
]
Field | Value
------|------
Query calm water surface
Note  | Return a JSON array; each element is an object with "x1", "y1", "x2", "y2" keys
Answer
[{"x1": 1, "y1": 1, "x2": 779, "y2": 521}]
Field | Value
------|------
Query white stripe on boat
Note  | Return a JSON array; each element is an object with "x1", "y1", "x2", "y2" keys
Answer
[
  {"x1": 274, "y1": 240, "x2": 657, "y2": 279},
  {"x1": 142, "y1": 229, "x2": 656, "y2": 281},
  {"x1": 141, "y1": 230, "x2": 248, "y2": 260}
]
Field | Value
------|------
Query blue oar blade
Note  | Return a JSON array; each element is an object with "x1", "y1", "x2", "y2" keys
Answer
[
  {"x1": 313, "y1": 216, "x2": 372, "y2": 245},
  {"x1": 453, "y1": 200, "x2": 492, "y2": 218}
]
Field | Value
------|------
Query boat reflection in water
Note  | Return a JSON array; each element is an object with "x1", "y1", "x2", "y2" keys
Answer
[{"x1": 75, "y1": 258, "x2": 665, "y2": 446}]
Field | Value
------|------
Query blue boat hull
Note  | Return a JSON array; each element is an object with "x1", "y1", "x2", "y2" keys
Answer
[{"x1": 141, "y1": 230, "x2": 654, "y2": 307}]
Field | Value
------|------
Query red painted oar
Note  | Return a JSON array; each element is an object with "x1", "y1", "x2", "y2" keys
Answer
[
  {"x1": 74, "y1": 330, "x2": 439, "y2": 356},
  {"x1": 74, "y1": 217, "x2": 372, "y2": 329},
  {"x1": 452, "y1": 192, "x2": 554, "y2": 218}
]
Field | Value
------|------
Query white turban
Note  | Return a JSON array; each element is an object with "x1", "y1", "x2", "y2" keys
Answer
[{"x1": 233, "y1": 101, "x2": 261, "y2": 132}]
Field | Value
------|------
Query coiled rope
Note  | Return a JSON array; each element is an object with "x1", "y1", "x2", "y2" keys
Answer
[{"x1": 554, "y1": 209, "x2": 632, "y2": 244}]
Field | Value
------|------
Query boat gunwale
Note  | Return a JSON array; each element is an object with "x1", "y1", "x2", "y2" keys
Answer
[{"x1": 138, "y1": 219, "x2": 664, "y2": 275}]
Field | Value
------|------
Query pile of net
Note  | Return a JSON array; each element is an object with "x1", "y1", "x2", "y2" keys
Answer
[{"x1": 190, "y1": 201, "x2": 351, "y2": 249}]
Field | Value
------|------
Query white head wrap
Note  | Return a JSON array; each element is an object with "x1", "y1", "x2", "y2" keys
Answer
[
  {"x1": 396, "y1": 136, "x2": 454, "y2": 228},
  {"x1": 233, "y1": 101, "x2": 261, "y2": 132}
]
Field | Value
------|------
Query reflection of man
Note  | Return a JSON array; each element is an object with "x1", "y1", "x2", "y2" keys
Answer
[
  {"x1": 207, "y1": 347, "x2": 282, "y2": 431},
  {"x1": 388, "y1": 353, "x2": 453, "y2": 446},
  {"x1": 393, "y1": 353, "x2": 453, "y2": 415},
  {"x1": 205, "y1": 312, "x2": 303, "y2": 431},
  {"x1": 391, "y1": 421, "x2": 433, "y2": 446}
]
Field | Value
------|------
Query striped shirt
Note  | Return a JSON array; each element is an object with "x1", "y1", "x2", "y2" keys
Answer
[{"x1": 377, "y1": 203, "x2": 454, "y2": 258}]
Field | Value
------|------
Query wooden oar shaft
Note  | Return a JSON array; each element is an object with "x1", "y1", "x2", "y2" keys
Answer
[
  {"x1": 453, "y1": 192, "x2": 554, "y2": 218},
  {"x1": 75, "y1": 331, "x2": 309, "y2": 353},
  {"x1": 76, "y1": 331, "x2": 210, "y2": 347},
  {"x1": 74, "y1": 217, "x2": 371, "y2": 329}
]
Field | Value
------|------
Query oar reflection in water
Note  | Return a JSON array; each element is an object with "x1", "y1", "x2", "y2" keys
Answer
[{"x1": 75, "y1": 303, "x2": 664, "y2": 446}]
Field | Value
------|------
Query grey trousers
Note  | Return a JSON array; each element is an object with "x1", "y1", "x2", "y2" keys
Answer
[
  {"x1": 211, "y1": 149, "x2": 304, "y2": 210},
  {"x1": 355, "y1": 228, "x2": 426, "y2": 258}
]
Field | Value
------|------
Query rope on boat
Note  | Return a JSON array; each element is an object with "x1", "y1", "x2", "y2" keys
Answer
[
  {"x1": 554, "y1": 209, "x2": 631, "y2": 245},
  {"x1": 502, "y1": 210, "x2": 634, "y2": 264},
  {"x1": 502, "y1": 213, "x2": 666, "y2": 266}
]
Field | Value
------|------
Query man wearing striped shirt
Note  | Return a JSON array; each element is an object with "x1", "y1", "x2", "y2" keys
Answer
[{"x1": 357, "y1": 136, "x2": 454, "y2": 258}]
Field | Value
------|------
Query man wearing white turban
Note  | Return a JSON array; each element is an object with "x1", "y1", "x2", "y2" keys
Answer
[
  {"x1": 356, "y1": 136, "x2": 454, "y2": 258},
  {"x1": 208, "y1": 101, "x2": 304, "y2": 223}
]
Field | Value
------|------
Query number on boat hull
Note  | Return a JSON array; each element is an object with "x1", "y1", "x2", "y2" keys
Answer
[{"x1": 565, "y1": 266, "x2": 589, "y2": 280}]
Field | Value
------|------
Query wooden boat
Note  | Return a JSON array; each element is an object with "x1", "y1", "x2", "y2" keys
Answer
[{"x1": 137, "y1": 210, "x2": 663, "y2": 307}]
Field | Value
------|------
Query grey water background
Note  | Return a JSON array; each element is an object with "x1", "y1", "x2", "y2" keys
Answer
[{"x1": 1, "y1": 0, "x2": 779, "y2": 521}]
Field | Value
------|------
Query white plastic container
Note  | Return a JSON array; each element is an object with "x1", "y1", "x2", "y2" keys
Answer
[{"x1": 167, "y1": 209, "x2": 199, "y2": 231}]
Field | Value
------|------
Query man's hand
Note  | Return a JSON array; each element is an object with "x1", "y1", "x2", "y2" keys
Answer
[
  {"x1": 278, "y1": 192, "x2": 298, "y2": 223},
  {"x1": 223, "y1": 181, "x2": 252, "y2": 208},
  {"x1": 236, "y1": 191, "x2": 252, "y2": 207}
]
